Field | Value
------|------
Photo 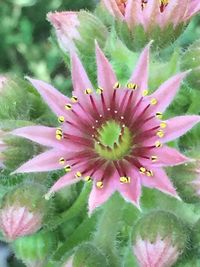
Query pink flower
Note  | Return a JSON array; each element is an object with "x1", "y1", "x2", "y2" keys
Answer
[
  {"x1": 102, "y1": 0, "x2": 200, "y2": 30},
  {"x1": 133, "y1": 236, "x2": 180, "y2": 267},
  {"x1": 0, "y1": 205, "x2": 43, "y2": 241},
  {"x1": 12, "y1": 43, "x2": 200, "y2": 213},
  {"x1": 47, "y1": 11, "x2": 81, "y2": 53}
]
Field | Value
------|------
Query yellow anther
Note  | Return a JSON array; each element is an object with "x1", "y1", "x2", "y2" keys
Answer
[
  {"x1": 160, "y1": 122, "x2": 167, "y2": 129},
  {"x1": 58, "y1": 116, "x2": 65, "y2": 123},
  {"x1": 127, "y1": 82, "x2": 138, "y2": 90},
  {"x1": 142, "y1": 90, "x2": 149, "y2": 96},
  {"x1": 155, "y1": 141, "x2": 162, "y2": 148},
  {"x1": 65, "y1": 103, "x2": 72, "y2": 110},
  {"x1": 71, "y1": 96, "x2": 78, "y2": 103},
  {"x1": 151, "y1": 156, "x2": 158, "y2": 162},
  {"x1": 97, "y1": 87, "x2": 104, "y2": 94},
  {"x1": 160, "y1": 0, "x2": 168, "y2": 5},
  {"x1": 146, "y1": 170, "x2": 154, "y2": 177},
  {"x1": 150, "y1": 98, "x2": 158, "y2": 105},
  {"x1": 64, "y1": 165, "x2": 71, "y2": 172},
  {"x1": 157, "y1": 130, "x2": 165, "y2": 138},
  {"x1": 84, "y1": 176, "x2": 92, "y2": 182},
  {"x1": 113, "y1": 82, "x2": 121, "y2": 89},
  {"x1": 84, "y1": 88, "x2": 93, "y2": 95},
  {"x1": 139, "y1": 167, "x2": 146, "y2": 174},
  {"x1": 56, "y1": 128, "x2": 63, "y2": 140},
  {"x1": 59, "y1": 157, "x2": 65, "y2": 165},
  {"x1": 156, "y1": 112, "x2": 163, "y2": 119},
  {"x1": 75, "y1": 171, "x2": 82, "y2": 178},
  {"x1": 96, "y1": 181, "x2": 103, "y2": 188},
  {"x1": 120, "y1": 176, "x2": 131, "y2": 184}
]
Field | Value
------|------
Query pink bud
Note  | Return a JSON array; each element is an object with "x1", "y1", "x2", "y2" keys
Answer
[
  {"x1": 133, "y1": 236, "x2": 180, "y2": 267},
  {"x1": 47, "y1": 11, "x2": 81, "y2": 53},
  {"x1": 0, "y1": 204, "x2": 43, "y2": 241}
]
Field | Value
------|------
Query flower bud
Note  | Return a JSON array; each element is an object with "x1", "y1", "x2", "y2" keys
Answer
[
  {"x1": 132, "y1": 211, "x2": 188, "y2": 267},
  {"x1": 13, "y1": 230, "x2": 57, "y2": 267},
  {"x1": 98, "y1": 0, "x2": 200, "y2": 50},
  {"x1": 180, "y1": 39, "x2": 200, "y2": 90},
  {"x1": 47, "y1": 11, "x2": 108, "y2": 55},
  {"x1": 72, "y1": 242, "x2": 109, "y2": 267},
  {"x1": 0, "y1": 183, "x2": 47, "y2": 241},
  {"x1": 171, "y1": 161, "x2": 200, "y2": 204}
]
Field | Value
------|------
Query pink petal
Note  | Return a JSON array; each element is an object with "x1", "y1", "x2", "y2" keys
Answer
[
  {"x1": 141, "y1": 168, "x2": 179, "y2": 198},
  {"x1": 125, "y1": 0, "x2": 144, "y2": 28},
  {"x1": 95, "y1": 42, "x2": 117, "y2": 104},
  {"x1": 48, "y1": 171, "x2": 82, "y2": 194},
  {"x1": 142, "y1": 0, "x2": 160, "y2": 30},
  {"x1": 128, "y1": 42, "x2": 152, "y2": 100},
  {"x1": 117, "y1": 170, "x2": 141, "y2": 208},
  {"x1": 88, "y1": 177, "x2": 116, "y2": 215},
  {"x1": 162, "y1": 115, "x2": 200, "y2": 143},
  {"x1": 101, "y1": 0, "x2": 124, "y2": 20},
  {"x1": 71, "y1": 52, "x2": 93, "y2": 98},
  {"x1": 11, "y1": 126, "x2": 67, "y2": 150},
  {"x1": 185, "y1": 0, "x2": 200, "y2": 19},
  {"x1": 148, "y1": 71, "x2": 189, "y2": 113},
  {"x1": 12, "y1": 149, "x2": 67, "y2": 174},
  {"x1": 26, "y1": 77, "x2": 70, "y2": 117},
  {"x1": 150, "y1": 146, "x2": 189, "y2": 167}
]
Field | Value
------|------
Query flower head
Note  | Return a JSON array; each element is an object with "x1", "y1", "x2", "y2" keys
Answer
[
  {"x1": 132, "y1": 211, "x2": 188, "y2": 267},
  {"x1": 47, "y1": 11, "x2": 108, "y2": 54},
  {"x1": 102, "y1": 0, "x2": 200, "y2": 30},
  {"x1": 0, "y1": 184, "x2": 46, "y2": 241},
  {"x1": 12, "y1": 43, "x2": 200, "y2": 213}
]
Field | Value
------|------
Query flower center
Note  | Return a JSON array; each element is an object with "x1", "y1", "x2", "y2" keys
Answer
[
  {"x1": 94, "y1": 120, "x2": 132, "y2": 160},
  {"x1": 142, "y1": 0, "x2": 169, "y2": 12}
]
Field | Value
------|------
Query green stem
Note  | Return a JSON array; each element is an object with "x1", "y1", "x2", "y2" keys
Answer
[
  {"x1": 48, "y1": 183, "x2": 91, "y2": 229},
  {"x1": 93, "y1": 193, "x2": 124, "y2": 267}
]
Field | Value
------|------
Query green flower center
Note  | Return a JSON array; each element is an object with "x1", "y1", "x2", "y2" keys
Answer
[{"x1": 94, "y1": 120, "x2": 132, "y2": 160}]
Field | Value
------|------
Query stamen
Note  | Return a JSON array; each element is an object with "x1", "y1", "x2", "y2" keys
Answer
[
  {"x1": 151, "y1": 156, "x2": 158, "y2": 162},
  {"x1": 59, "y1": 157, "x2": 65, "y2": 165},
  {"x1": 56, "y1": 128, "x2": 63, "y2": 140},
  {"x1": 127, "y1": 82, "x2": 138, "y2": 90},
  {"x1": 156, "y1": 112, "x2": 163, "y2": 119},
  {"x1": 64, "y1": 165, "x2": 71, "y2": 172},
  {"x1": 120, "y1": 176, "x2": 131, "y2": 184},
  {"x1": 156, "y1": 130, "x2": 165, "y2": 138},
  {"x1": 84, "y1": 176, "x2": 92, "y2": 182},
  {"x1": 65, "y1": 104, "x2": 72, "y2": 110},
  {"x1": 96, "y1": 181, "x2": 103, "y2": 188},
  {"x1": 75, "y1": 171, "x2": 82, "y2": 178},
  {"x1": 142, "y1": 90, "x2": 149, "y2": 96},
  {"x1": 84, "y1": 88, "x2": 93, "y2": 95},
  {"x1": 146, "y1": 170, "x2": 154, "y2": 177},
  {"x1": 97, "y1": 87, "x2": 104, "y2": 94},
  {"x1": 71, "y1": 96, "x2": 78, "y2": 103},
  {"x1": 150, "y1": 98, "x2": 158, "y2": 105},
  {"x1": 113, "y1": 82, "x2": 121, "y2": 89},
  {"x1": 155, "y1": 141, "x2": 162, "y2": 148},
  {"x1": 139, "y1": 167, "x2": 146, "y2": 174},
  {"x1": 58, "y1": 116, "x2": 65, "y2": 123},
  {"x1": 160, "y1": 122, "x2": 167, "y2": 129}
]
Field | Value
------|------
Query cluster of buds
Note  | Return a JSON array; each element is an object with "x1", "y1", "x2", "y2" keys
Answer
[{"x1": 0, "y1": 183, "x2": 47, "y2": 241}]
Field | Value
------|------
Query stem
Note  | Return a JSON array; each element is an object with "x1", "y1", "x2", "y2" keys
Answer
[
  {"x1": 93, "y1": 193, "x2": 124, "y2": 267},
  {"x1": 48, "y1": 183, "x2": 91, "y2": 229}
]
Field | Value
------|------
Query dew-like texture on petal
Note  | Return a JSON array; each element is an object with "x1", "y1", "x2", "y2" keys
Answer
[
  {"x1": 133, "y1": 236, "x2": 180, "y2": 267},
  {"x1": 13, "y1": 43, "x2": 199, "y2": 213}
]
